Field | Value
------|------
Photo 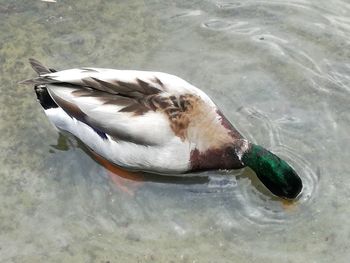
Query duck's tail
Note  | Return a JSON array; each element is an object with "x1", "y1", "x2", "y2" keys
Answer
[
  {"x1": 19, "y1": 58, "x2": 56, "y2": 85},
  {"x1": 19, "y1": 58, "x2": 58, "y2": 110},
  {"x1": 28, "y1": 58, "x2": 51, "y2": 75}
]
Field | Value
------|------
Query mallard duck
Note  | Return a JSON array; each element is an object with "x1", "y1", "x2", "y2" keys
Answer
[{"x1": 21, "y1": 58, "x2": 302, "y2": 199}]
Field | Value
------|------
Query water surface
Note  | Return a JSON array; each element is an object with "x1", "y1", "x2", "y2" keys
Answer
[{"x1": 0, "y1": 0, "x2": 349, "y2": 262}]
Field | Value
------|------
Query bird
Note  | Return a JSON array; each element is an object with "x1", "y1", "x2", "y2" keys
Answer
[{"x1": 21, "y1": 58, "x2": 302, "y2": 199}]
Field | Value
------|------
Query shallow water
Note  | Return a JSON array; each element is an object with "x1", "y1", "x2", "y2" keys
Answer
[{"x1": 1, "y1": 0, "x2": 350, "y2": 262}]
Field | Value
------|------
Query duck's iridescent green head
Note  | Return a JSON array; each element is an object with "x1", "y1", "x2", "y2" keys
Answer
[{"x1": 242, "y1": 144, "x2": 302, "y2": 199}]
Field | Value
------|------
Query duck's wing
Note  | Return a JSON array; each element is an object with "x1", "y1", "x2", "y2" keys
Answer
[
  {"x1": 24, "y1": 65, "x2": 221, "y2": 146},
  {"x1": 21, "y1": 62, "x2": 216, "y2": 105}
]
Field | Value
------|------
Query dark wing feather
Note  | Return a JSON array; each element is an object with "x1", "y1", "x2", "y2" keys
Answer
[
  {"x1": 22, "y1": 62, "x2": 209, "y2": 144},
  {"x1": 82, "y1": 77, "x2": 162, "y2": 99},
  {"x1": 48, "y1": 85, "x2": 161, "y2": 145}
]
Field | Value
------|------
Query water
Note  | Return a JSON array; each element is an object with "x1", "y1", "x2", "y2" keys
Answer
[{"x1": 1, "y1": 0, "x2": 349, "y2": 262}]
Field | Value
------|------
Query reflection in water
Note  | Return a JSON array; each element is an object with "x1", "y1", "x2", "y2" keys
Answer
[
  {"x1": 51, "y1": 130, "x2": 316, "y2": 230},
  {"x1": 1, "y1": 0, "x2": 350, "y2": 261}
]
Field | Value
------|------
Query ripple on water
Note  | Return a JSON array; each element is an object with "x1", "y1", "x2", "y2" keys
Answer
[
  {"x1": 216, "y1": 2, "x2": 243, "y2": 9},
  {"x1": 230, "y1": 144, "x2": 319, "y2": 229},
  {"x1": 202, "y1": 19, "x2": 260, "y2": 34},
  {"x1": 211, "y1": 106, "x2": 320, "y2": 229},
  {"x1": 202, "y1": 19, "x2": 234, "y2": 30},
  {"x1": 170, "y1": 10, "x2": 202, "y2": 19},
  {"x1": 237, "y1": 106, "x2": 283, "y2": 146},
  {"x1": 324, "y1": 60, "x2": 350, "y2": 93}
]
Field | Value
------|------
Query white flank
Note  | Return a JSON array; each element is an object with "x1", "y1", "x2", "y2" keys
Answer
[{"x1": 44, "y1": 107, "x2": 191, "y2": 173}]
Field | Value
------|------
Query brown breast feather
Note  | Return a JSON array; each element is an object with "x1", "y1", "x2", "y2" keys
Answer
[{"x1": 148, "y1": 93, "x2": 246, "y2": 171}]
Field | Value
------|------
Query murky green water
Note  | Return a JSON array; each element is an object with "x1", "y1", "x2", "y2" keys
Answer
[{"x1": 1, "y1": 0, "x2": 350, "y2": 262}]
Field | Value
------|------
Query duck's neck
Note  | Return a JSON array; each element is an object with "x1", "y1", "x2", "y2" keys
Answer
[{"x1": 190, "y1": 140, "x2": 249, "y2": 171}]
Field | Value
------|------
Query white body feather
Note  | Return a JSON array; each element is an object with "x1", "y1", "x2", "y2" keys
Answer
[
  {"x1": 45, "y1": 107, "x2": 191, "y2": 173},
  {"x1": 41, "y1": 68, "x2": 226, "y2": 173}
]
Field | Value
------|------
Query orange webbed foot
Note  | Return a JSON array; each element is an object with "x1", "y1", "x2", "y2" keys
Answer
[{"x1": 90, "y1": 150, "x2": 145, "y2": 196}]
